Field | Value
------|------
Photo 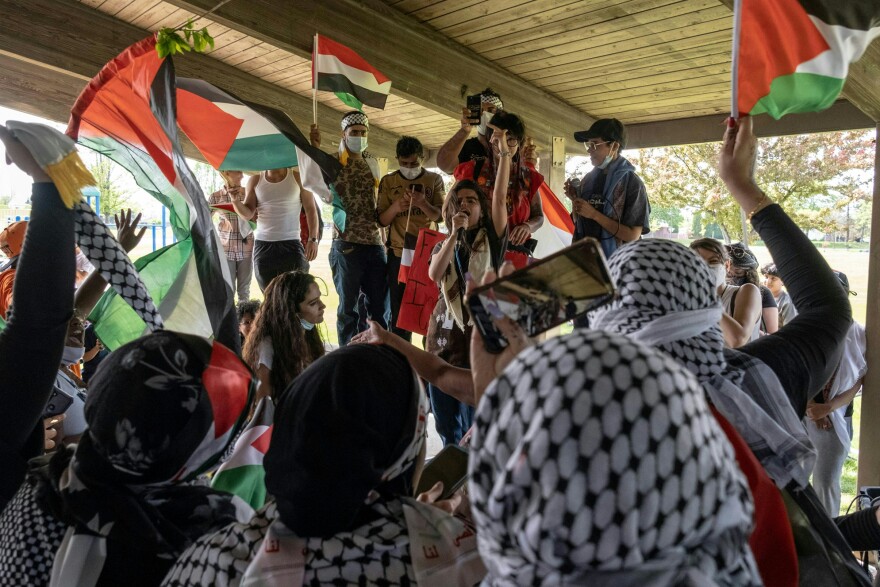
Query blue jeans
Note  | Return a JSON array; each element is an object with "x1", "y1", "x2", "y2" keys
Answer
[
  {"x1": 428, "y1": 383, "x2": 474, "y2": 446},
  {"x1": 329, "y1": 241, "x2": 389, "y2": 345}
]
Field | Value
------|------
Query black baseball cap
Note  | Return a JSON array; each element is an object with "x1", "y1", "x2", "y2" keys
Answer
[
  {"x1": 833, "y1": 270, "x2": 857, "y2": 295},
  {"x1": 573, "y1": 118, "x2": 627, "y2": 149}
]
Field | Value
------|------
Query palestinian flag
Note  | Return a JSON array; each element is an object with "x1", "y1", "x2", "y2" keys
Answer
[
  {"x1": 68, "y1": 36, "x2": 236, "y2": 350},
  {"x1": 313, "y1": 34, "x2": 391, "y2": 110},
  {"x1": 397, "y1": 228, "x2": 445, "y2": 336},
  {"x1": 210, "y1": 202, "x2": 257, "y2": 230},
  {"x1": 175, "y1": 77, "x2": 342, "y2": 229},
  {"x1": 212, "y1": 396, "x2": 274, "y2": 509},
  {"x1": 734, "y1": 0, "x2": 880, "y2": 118},
  {"x1": 397, "y1": 231, "x2": 418, "y2": 284},
  {"x1": 532, "y1": 183, "x2": 575, "y2": 259}
]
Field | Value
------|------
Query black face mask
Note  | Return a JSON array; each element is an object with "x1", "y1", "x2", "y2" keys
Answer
[{"x1": 728, "y1": 274, "x2": 750, "y2": 286}]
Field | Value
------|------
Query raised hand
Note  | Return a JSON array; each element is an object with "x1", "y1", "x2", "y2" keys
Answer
[{"x1": 114, "y1": 209, "x2": 147, "y2": 253}]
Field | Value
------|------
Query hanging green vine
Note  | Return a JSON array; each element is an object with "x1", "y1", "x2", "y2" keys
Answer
[{"x1": 156, "y1": 19, "x2": 215, "y2": 58}]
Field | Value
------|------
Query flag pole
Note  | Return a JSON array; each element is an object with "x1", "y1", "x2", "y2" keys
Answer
[
  {"x1": 312, "y1": 32, "x2": 318, "y2": 126},
  {"x1": 730, "y1": 0, "x2": 743, "y2": 120}
]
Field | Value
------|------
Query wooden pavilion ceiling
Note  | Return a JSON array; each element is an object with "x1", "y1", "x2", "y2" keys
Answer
[
  {"x1": 0, "y1": 0, "x2": 877, "y2": 159},
  {"x1": 383, "y1": 0, "x2": 734, "y2": 124}
]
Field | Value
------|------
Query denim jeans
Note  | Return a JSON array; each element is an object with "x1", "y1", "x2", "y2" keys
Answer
[
  {"x1": 329, "y1": 241, "x2": 389, "y2": 345},
  {"x1": 385, "y1": 252, "x2": 412, "y2": 342},
  {"x1": 428, "y1": 383, "x2": 474, "y2": 446}
]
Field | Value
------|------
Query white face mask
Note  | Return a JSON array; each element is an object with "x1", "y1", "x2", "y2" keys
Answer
[
  {"x1": 299, "y1": 317, "x2": 315, "y2": 331},
  {"x1": 709, "y1": 263, "x2": 727, "y2": 288},
  {"x1": 62, "y1": 345, "x2": 85, "y2": 365},
  {"x1": 346, "y1": 136, "x2": 368, "y2": 153},
  {"x1": 476, "y1": 111, "x2": 494, "y2": 136},
  {"x1": 399, "y1": 166, "x2": 422, "y2": 180}
]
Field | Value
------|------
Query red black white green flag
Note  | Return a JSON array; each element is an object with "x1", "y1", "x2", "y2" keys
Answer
[
  {"x1": 313, "y1": 34, "x2": 391, "y2": 110},
  {"x1": 68, "y1": 36, "x2": 236, "y2": 350},
  {"x1": 733, "y1": 0, "x2": 880, "y2": 118}
]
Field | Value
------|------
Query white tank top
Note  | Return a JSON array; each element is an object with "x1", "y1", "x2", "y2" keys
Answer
[{"x1": 254, "y1": 170, "x2": 301, "y2": 242}]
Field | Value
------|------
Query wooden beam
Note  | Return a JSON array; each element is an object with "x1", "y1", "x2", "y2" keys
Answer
[
  {"x1": 624, "y1": 101, "x2": 875, "y2": 149},
  {"x1": 0, "y1": 0, "x2": 402, "y2": 157},
  {"x1": 857, "y1": 122, "x2": 880, "y2": 487},
  {"x1": 159, "y1": 0, "x2": 592, "y2": 148},
  {"x1": 715, "y1": 0, "x2": 880, "y2": 122}
]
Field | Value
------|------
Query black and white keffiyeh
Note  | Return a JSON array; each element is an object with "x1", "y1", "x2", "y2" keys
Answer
[
  {"x1": 340, "y1": 111, "x2": 369, "y2": 130},
  {"x1": 74, "y1": 201, "x2": 163, "y2": 332},
  {"x1": 480, "y1": 93, "x2": 503, "y2": 110},
  {"x1": 469, "y1": 330, "x2": 760, "y2": 587},
  {"x1": 590, "y1": 238, "x2": 815, "y2": 488}
]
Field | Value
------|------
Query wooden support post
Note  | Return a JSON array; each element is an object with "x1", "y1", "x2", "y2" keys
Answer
[
  {"x1": 857, "y1": 122, "x2": 880, "y2": 488},
  {"x1": 548, "y1": 136, "x2": 566, "y2": 200}
]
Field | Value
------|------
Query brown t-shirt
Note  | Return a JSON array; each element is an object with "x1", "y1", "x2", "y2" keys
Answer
[
  {"x1": 333, "y1": 158, "x2": 382, "y2": 245},
  {"x1": 377, "y1": 170, "x2": 445, "y2": 257}
]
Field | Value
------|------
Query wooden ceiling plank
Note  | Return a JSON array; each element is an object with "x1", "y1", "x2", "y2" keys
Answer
[
  {"x1": 410, "y1": 0, "x2": 484, "y2": 22},
  {"x1": 96, "y1": 0, "x2": 136, "y2": 17},
  {"x1": 580, "y1": 88, "x2": 731, "y2": 112},
  {"x1": 498, "y1": 14, "x2": 730, "y2": 70},
  {"x1": 471, "y1": 0, "x2": 715, "y2": 56},
  {"x1": 559, "y1": 71, "x2": 731, "y2": 102},
  {"x1": 425, "y1": 0, "x2": 534, "y2": 32},
  {"x1": 390, "y1": 0, "x2": 440, "y2": 14},
  {"x1": 517, "y1": 29, "x2": 730, "y2": 80},
  {"x1": 146, "y1": 7, "x2": 194, "y2": 31},
  {"x1": 538, "y1": 43, "x2": 730, "y2": 91},
  {"x1": 441, "y1": 0, "x2": 591, "y2": 41},
  {"x1": 485, "y1": 3, "x2": 728, "y2": 62}
]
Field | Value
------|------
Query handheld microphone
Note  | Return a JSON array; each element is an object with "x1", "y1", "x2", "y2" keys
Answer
[{"x1": 456, "y1": 211, "x2": 470, "y2": 240}]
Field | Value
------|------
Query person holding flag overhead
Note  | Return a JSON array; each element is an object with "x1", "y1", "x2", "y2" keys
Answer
[
  {"x1": 378, "y1": 136, "x2": 445, "y2": 342},
  {"x1": 311, "y1": 112, "x2": 389, "y2": 345}
]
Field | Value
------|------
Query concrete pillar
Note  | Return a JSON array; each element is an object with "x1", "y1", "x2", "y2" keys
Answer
[{"x1": 857, "y1": 122, "x2": 880, "y2": 488}]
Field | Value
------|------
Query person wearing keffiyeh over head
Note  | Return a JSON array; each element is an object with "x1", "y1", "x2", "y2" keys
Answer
[
  {"x1": 0, "y1": 331, "x2": 255, "y2": 587},
  {"x1": 310, "y1": 111, "x2": 389, "y2": 345},
  {"x1": 163, "y1": 345, "x2": 486, "y2": 587},
  {"x1": 469, "y1": 329, "x2": 760, "y2": 586},
  {"x1": 589, "y1": 117, "x2": 868, "y2": 586}
]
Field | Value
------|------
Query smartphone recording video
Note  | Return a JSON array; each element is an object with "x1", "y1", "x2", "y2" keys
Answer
[
  {"x1": 467, "y1": 238, "x2": 615, "y2": 353},
  {"x1": 466, "y1": 94, "x2": 482, "y2": 126},
  {"x1": 410, "y1": 183, "x2": 424, "y2": 193}
]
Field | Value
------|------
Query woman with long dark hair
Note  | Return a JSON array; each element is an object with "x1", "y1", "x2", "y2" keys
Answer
[{"x1": 242, "y1": 271, "x2": 327, "y2": 400}]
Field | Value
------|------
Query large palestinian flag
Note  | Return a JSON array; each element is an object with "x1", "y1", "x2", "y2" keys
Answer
[
  {"x1": 734, "y1": 0, "x2": 880, "y2": 118},
  {"x1": 176, "y1": 78, "x2": 343, "y2": 230},
  {"x1": 68, "y1": 36, "x2": 236, "y2": 350},
  {"x1": 313, "y1": 34, "x2": 391, "y2": 110}
]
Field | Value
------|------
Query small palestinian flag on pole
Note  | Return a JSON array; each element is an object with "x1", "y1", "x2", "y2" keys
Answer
[
  {"x1": 397, "y1": 231, "x2": 419, "y2": 284},
  {"x1": 733, "y1": 0, "x2": 880, "y2": 119},
  {"x1": 313, "y1": 34, "x2": 391, "y2": 110},
  {"x1": 212, "y1": 396, "x2": 274, "y2": 509}
]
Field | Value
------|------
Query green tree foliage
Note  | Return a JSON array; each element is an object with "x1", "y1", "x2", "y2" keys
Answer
[
  {"x1": 635, "y1": 130, "x2": 874, "y2": 242},
  {"x1": 87, "y1": 154, "x2": 133, "y2": 216}
]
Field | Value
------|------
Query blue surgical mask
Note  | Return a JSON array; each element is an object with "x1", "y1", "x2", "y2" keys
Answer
[
  {"x1": 346, "y1": 136, "x2": 368, "y2": 153},
  {"x1": 300, "y1": 317, "x2": 315, "y2": 331},
  {"x1": 62, "y1": 345, "x2": 85, "y2": 365},
  {"x1": 596, "y1": 155, "x2": 613, "y2": 170}
]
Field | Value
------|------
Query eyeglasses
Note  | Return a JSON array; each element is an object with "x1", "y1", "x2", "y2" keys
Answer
[{"x1": 584, "y1": 141, "x2": 611, "y2": 152}]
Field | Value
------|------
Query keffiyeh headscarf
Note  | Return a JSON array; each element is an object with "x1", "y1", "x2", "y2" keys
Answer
[
  {"x1": 32, "y1": 331, "x2": 255, "y2": 587},
  {"x1": 481, "y1": 93, "x2": 503, "y2": 111},
  {"x1": 242, "y1": 345, "x2": 468, "y2": 586},
  {"x1": 470, "y1": 330, "x2": 760, "y2": 586},
  {"x1": 590, "y1": 239, "x2": 815, "y2": 488},
  {"x1": 340, "y1": 111, "x2": 369, "y2": 131}
]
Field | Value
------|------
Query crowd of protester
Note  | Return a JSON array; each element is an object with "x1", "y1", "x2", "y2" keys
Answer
[{"x1": 0, "y1": 87, "x2": 876, "y2": 587}]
